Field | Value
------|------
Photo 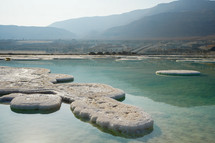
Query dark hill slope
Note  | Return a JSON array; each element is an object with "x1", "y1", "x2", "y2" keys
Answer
[
  {"x1": 49, "y1": 0, "x2": 215, "y2": 38},
  {"x1": 102, "y1": 10, "x2": 215, "y2": 39}
]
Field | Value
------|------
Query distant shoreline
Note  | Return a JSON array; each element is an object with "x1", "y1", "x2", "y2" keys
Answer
[{"x1": 1, "y1": 54, "x2": 215, "y2": 61}]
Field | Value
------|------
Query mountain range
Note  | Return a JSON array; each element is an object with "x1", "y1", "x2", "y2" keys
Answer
[
  {"x1": 49, "y1": 0, "x2": 215, "y2": 39},
  {"x1": 0, "y1": 25, "x2": 76, "y2": 40},
  {"x1": 1, "y1": 0, "x2": 215, "y2": 40}
]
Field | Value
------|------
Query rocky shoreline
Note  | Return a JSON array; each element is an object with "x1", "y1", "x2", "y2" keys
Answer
[
  {"x1": 1, "y1": 54, "x2": 215, "y2": 61},
  {"x1": 0, "y1": 66, "x2": 153, "y2": 138}
]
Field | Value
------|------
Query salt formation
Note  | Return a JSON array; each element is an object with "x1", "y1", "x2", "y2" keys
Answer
[
  {"x1": 0, "y1": 66, "x2": 153, "y2": 138},
  {"x1": 156, "y1": 70, "x2": 201, "y2": 76}
]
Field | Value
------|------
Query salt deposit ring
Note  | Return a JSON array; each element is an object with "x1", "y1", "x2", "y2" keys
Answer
[
  {"x1": 156, "y1": 70, "x2": 201, "y2": 76},
  {"x1": 48, "y1": 73, "x2": 74, "y2": 83},
  {"x1": 10, "y1": 94, "x2": 62, "y2": 113}
]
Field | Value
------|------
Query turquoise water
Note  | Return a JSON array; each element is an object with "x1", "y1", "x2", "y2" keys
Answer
[{"x1": 0, "y1": 58, "x2": 215, "y2": 143}]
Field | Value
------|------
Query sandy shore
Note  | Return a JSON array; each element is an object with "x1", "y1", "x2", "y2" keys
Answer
[{"x1": 1, "y1": 54, "x2": 215, "y2": 61}]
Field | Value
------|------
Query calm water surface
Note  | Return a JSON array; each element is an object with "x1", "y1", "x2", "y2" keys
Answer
[{"x1": 0, "y1": 58, "x2": 215, "y2": 143}]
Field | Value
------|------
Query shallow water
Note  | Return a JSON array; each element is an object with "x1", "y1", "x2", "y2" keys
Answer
[{"x1": 0, "y1": 58, "x2": 215, "y2": 143}]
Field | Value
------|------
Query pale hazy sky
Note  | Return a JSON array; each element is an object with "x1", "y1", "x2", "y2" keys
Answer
[{"x1": 0, "y1": 0, "x2": 175, "y2": 26}]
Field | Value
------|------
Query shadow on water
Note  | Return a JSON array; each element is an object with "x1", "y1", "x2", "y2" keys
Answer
[
  {"x1": 95, "y1": 123, "x2": 162, "y2": 142},
  {"x1": 130, "y1": 74, "x2": 215, "y2": 107},
  {"x1": 135, "y1": 124, "x2": 162, "y2": 142},
  {"x1": 10, "y1": 107, "x2": 60, "y2": 114},
  {"x1": 93, "y1": 121, "x2": 154, "y2": 139},
  {"x1": 96, "y1": 59, "x2": 215, "y2": 107},
  {"x1": 71, "y1": 110, "x2": 156, "y2": 139}
]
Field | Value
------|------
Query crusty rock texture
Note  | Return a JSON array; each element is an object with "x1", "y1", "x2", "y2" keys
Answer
[
  {"x1": 55, "y1": 83, "x2": 125, "y2": 103},
  {"x1": 0, "y1": 66, "x2": 53, "y2": 93},
  {"x1": 71, "y1": 96, "x2": 153, "y2": 138},
  {"x1": 0, "y1": 93, "x2": 25, "y2": 104},
  {"x1": 0, "y1": 66, "x2": 153, "y2": 138},
  {"x1": 47, "y1": 73, "x2": 74, "y2": 83}
]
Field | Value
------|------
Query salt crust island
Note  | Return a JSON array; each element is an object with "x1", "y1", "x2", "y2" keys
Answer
[
  {"x1": 0, "y1": 66, "x2": 153, "y2": 138},
  {"x1": 156, "y1": 70, "x2": 201, "y2": 76}
]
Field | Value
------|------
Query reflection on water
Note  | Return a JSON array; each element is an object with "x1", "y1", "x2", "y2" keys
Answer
[
  {"x1": 10, "y1": 107, "x2": 61, "y2": 114},
  {"x1": 109, "y1": 60, "x2": 215, "y2": 107},
  {"x1": 0, "y1": 58, "x2": 215, "y2": 143},
  {"x1": 30, "y1": 58, "x2": 215, "y2": 107}
]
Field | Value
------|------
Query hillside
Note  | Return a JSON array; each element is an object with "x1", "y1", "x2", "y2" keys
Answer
[
  {"x1": 103, "y1": 10, "x2": 215, "y2": 39},
  {"x1": 49, "y1": 0, "x2": 215, "y2": 39},
  {"x1": 0, "y1": 25, "x2": 76, "y2": 40},
  {"x1": 1, "y1": 0, "x2": 215, "y2": 40}
]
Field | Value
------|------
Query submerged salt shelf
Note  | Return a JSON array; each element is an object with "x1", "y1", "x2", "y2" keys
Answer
[
  {"x1": 156, "y1": 70, "x2": 201, "y2": 76},
  {"x1": 176, "y1": 59, "x2": 215, "y2": 63},
  {"x1": 0, "y1": 66, "x2": 153, "y2": 138},
  {"x1": 10, "y1": 94, "x2": 62, "y2": 114}
]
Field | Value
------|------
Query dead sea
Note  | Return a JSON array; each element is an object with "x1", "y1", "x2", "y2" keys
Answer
[{"x1": 0, "y1": 56, "x2": 215, "y2": 143}]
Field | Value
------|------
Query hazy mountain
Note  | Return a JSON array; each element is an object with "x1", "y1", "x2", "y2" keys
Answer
[
  {"x1": 49, "y1": 10, "x2": 148, "y2": 37},
  {"x1": 0, "y1": 25, "x2": 76, "y2": 40},
  {"x1": 2, "y1": 0, "x2": 214, "y2": 40},
  {"x1": 49, "y1": 0, "x2": 215, "y2": 38},
  {"x1": 102, "y1": 0, "x2": 215, "y2": 39}
]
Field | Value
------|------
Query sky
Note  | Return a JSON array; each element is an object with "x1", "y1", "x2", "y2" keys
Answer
[{"x1": 0, "y1": 0, "x2": 175, "y2": 27}]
